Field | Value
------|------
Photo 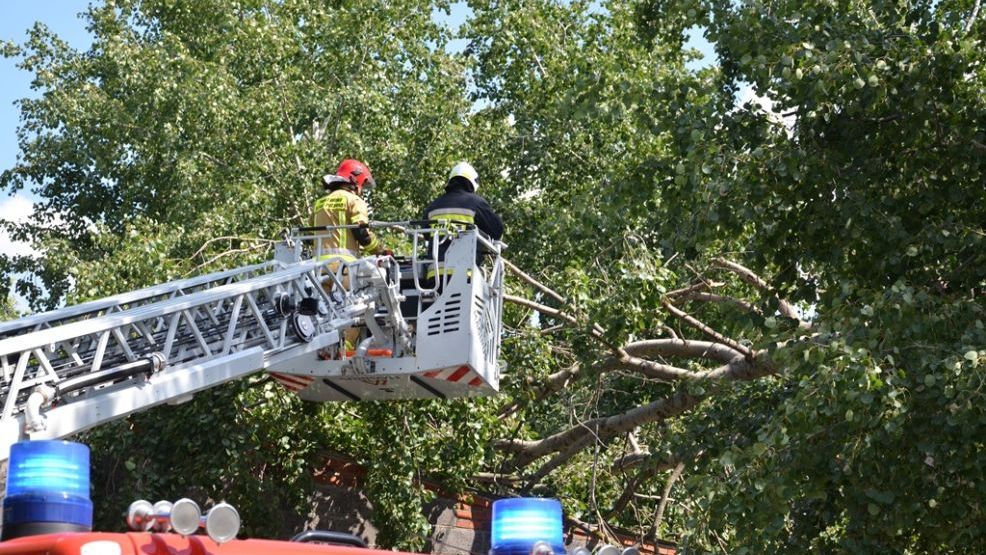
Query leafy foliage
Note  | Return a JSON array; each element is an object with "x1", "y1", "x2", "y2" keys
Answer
[
  {"x1": 3, "y1": 0, "x2": 984, "y2": 552},
  {"x1": 0, "y1": 292, "x2": 16, "y2": 321}
]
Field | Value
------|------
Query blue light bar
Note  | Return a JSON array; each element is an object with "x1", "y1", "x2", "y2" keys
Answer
[
  {"x1": 491, "y1": 498, "x2": 565, "y2": 555},
  {"x1": 2, "y1": 440, "x2": 93, "y2": 540}
]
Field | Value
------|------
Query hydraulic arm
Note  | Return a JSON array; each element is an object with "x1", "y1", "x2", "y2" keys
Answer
[{"x1": 0, "y1": 223, "x2": 504, "y2": 460}]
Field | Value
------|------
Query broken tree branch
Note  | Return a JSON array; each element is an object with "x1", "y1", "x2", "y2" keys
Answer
[
  {"x1": 502, "y1": 330, "x2": 750, "y2": 420},
  {"x1": 662, "y1": 300, "x2": 753, "y2": 358},
  {"x1": 650, "y1": 461, "x2": 685, "y2": 539},
  {"x1": 623, "y1": 338, "x2": 741, "y2": 364},
  {"x1": 503, "y1": 258, "x2": 566, "y2": 304},
  {"x1": 711, "y1": 257, "x2": 808, "y2": 327},
  {"x1": 504, "y1": 294, "x2": 627, "y2": 355},
  {"x1": 494, "y1": 353, "x2": 771, "y2": 468}
]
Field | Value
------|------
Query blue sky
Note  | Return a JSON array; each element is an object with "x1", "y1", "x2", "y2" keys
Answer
[
  {"x1": 1, "y1": 1, "x2": 93, "y2": 176},
  {"x1": 1, "y1": 2, "x2": 92, "y2": 311}
]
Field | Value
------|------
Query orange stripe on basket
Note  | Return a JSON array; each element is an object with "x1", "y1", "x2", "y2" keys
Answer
[
  {"x1": 344, "y1": 349, "x2": 393, "y2": 358},
  {"x1": 468, "y1": 376, "x2": 483, "y2": 387},
  {"x1": 423, "y1": 371, "x2": 441, "y2": 378},
  {"x1": 270, "y1": 372, "x2": 314, "y2": 388},
  {"x1": 447, "y1": 366, "x2": 470, "y2": 383},
  {"x1": 272, "y1": 378, "x2": 303, "y2": 392}
]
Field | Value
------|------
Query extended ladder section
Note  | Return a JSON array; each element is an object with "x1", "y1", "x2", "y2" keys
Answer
[{"x1": 0, "y1": 223, "x2": 505, "y2": 460}]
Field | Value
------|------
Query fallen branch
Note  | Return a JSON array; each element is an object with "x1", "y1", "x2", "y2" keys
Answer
[
  {"x1": 503, "y1": 258, "x2": 566, "y2": 304},
  {"x1": 495, "y1": 353, "x2": 770, "y2": 468},
  {"x1": 505, "y1": 293, "x2": 577, "y2": 326},
  {"x1": 711, "y1": 257, "x2": 808, "y2": 327},
  {"x1": 623, "y1": 338, "x2": 741, "y2": 364},
  {"x1": 662, "y1": 300, "x2": 753, "y2": 358},
  {"x1": 504, "y1": 294, "x2": 627, "y2": 355},
  {"x1": 650, "y1": 461, "x2": 685, "y2": 538},
  {"x1": 574, "y1": 338, "x2": 741, "y2": 383},
  {"x1": 619, "y1": 354, "x2": 702, "y2": 381},
  {"x1": 502, "y1": 336, "x2": 746, "y2": 419}
]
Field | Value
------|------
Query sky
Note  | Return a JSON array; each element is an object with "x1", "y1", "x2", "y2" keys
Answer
[
  {"x1": 1, "y1": 1, "x2": 93, "y2": 310},
  {"x1": 1, "y1": 1, "x2": 93, "y2": 178},
  {"x1": 0, "y1": 2, "x2": 718, "y2": 312}
]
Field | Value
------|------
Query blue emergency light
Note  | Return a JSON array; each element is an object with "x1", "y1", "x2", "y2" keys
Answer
[
  {"x1": 490, "y1": 498, "x2": 565, "y2": 555},
  {"x1": 2, "y1": 440, "x2": 93, "y2": 540}
]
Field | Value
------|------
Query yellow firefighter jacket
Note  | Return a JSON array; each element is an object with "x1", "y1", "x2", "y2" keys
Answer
[{"x1": 312, "y1": 189, "x2": 381, "y2": 261}]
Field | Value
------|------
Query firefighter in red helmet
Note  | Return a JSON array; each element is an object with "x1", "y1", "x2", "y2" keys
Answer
[
  {"x1": 314, "y1": 159, "x2": 385, "y2": 261},
  {"x1": 313, "y1": 159, "x2": 386, "y2": 352}
]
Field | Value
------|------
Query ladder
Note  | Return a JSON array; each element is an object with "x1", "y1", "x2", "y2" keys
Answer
[{"x1": 0, "y1": 222, "x2": 505, "y2": 461}]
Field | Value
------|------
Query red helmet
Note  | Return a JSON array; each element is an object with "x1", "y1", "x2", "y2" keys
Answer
[{"x1": 323, "y1": 159, "x2": 375, "y2": 194}]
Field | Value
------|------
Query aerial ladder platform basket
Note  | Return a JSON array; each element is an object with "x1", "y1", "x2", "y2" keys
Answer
[{"x1": 0, "y1": 222, "x2": 505, "y2": 460}]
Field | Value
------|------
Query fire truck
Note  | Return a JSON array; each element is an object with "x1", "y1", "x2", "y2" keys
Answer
[{"x1": 0, "y1": 223, "x2": 576, "y2": 555}]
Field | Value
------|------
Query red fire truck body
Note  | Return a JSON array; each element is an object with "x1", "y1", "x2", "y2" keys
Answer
[{"x1": 0, "y1": 531, "x2": 398, "y2": 555}]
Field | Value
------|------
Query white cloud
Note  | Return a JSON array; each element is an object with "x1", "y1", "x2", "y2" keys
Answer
[
  {"x1": 0, "y1": 194, "x2": 37, "y2": 259},
  {"x1": 1, "y1": 194, "x2": 39, "y2": 314}
]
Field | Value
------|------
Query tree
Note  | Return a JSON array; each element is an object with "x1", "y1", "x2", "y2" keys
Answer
[
  {"x1": 0, "y1": 293, "x2": 16, "y2": 321},
  {"x1": 463, "y1": 0, "x2": 985, "y2": 551},
  {"x1": 3, "y1": 0, "x2": 984, "y2": 552}
]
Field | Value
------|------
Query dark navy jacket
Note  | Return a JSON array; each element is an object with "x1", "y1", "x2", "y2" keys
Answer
[{"x1": 422, "y1": 185, "x2": 504, "y2": 240}]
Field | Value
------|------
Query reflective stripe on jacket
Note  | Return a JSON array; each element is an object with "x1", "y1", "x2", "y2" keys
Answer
[
  {"x1": 422, "y1": 186, "x2": 503, "y2": 276},
  {"x1": 313, "y1": 189, "x2": 381, "y2": 256},
  {"x1": 422, "y1": 187, "x2": 503, "y2": 240},
  {"x1": 318, "y1": 248, "x2": 357, "y2": 263}
]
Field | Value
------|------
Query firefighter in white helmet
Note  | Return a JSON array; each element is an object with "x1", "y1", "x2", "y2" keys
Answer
[
  {"x1": 423, "y1": 161, "x2": 503, "y2": 240},
  {"x1": 422, "y1": 162, "x2": 503, "y2": 279}
]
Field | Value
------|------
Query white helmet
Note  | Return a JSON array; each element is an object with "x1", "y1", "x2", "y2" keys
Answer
[{"x1": 448, "y1": 161, "x2": 479, "y2": 192}]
